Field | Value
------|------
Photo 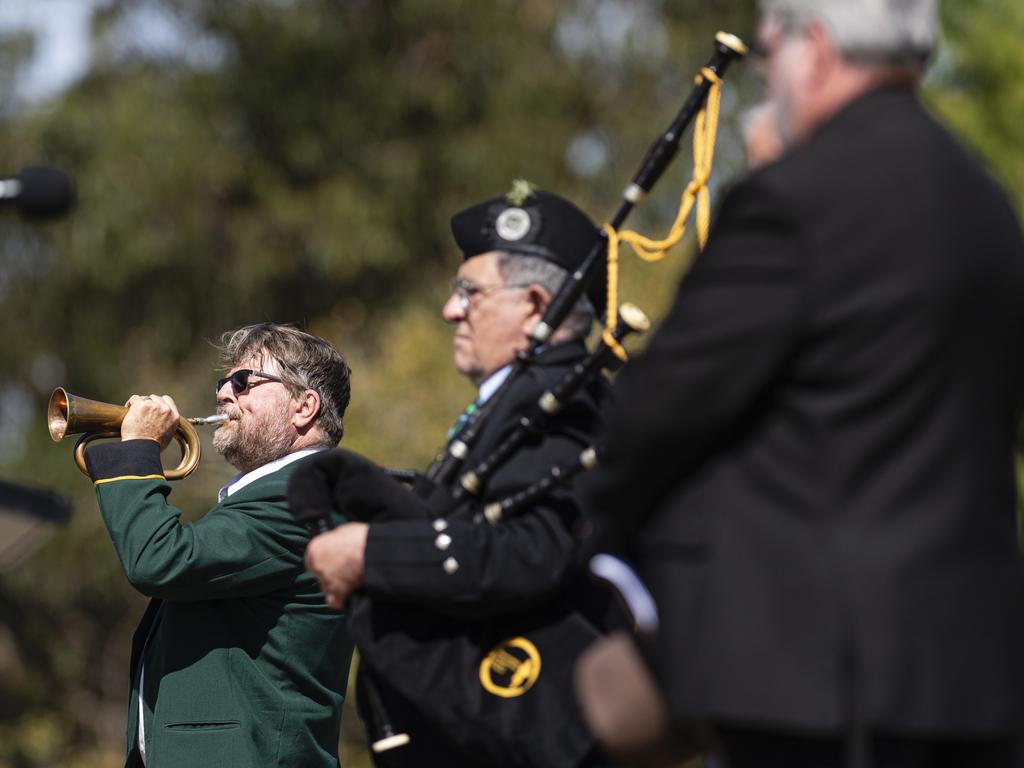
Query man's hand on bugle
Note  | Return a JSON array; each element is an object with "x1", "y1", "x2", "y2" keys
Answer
[{"x1": 121, "y1": 394, "x2": 180, "y2": 450}]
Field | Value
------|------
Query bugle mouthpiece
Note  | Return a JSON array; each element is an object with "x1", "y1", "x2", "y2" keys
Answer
[{"x1": 188, "y1": 414, "x2": 229, "y2": 426}]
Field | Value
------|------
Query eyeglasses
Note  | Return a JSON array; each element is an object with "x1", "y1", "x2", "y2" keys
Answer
[
  {"x1": 449, "y1": 277, "x2": 531, "y2": 312},
  {"x1": 216, "y1": 369, "x2": 287, "y2": 395}
]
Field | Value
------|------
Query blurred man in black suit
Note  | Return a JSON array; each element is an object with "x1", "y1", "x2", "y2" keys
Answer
[{"x1": 584, "y1": 1, "x2": 1024, "y2": 766}]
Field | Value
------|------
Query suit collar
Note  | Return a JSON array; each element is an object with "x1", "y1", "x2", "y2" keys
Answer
[
  {"x1": 218, "y1": 448, "x2": 325, "y2": 502},
  {"x1": 476, "y1": 340, "x2": 588, "y2": 402},
  {"x1": 810, "y1": 83, "x2": 917, "y2": 145}
]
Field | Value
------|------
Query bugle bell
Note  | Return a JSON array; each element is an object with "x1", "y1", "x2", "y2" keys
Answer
[{"x1": 47, "y1": 388, "x2": 226, "y2": 481}]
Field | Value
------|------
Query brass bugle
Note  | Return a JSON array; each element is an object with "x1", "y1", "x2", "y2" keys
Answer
[{"x1": 47, "y1": 388, "x2": 227, "y2": 480}]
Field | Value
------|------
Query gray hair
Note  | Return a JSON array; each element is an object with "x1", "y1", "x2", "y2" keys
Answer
[
  {"x1": 496, "y1": 252, "x2": 595, "y2": 341},
  {"x1": 216, "y1": 323, "x2": 351, "y2": 445},
  {"x1": 761, "y1": 0, "x2": 938, "y2": 67}
]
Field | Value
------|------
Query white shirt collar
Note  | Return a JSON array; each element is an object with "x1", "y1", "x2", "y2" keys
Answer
[
  {"x1": 218, "y1": 447, "x2": 325, "y2": 502},
  {"x1": 478, "y1": 364, "x2": 513, "y2": 404}
]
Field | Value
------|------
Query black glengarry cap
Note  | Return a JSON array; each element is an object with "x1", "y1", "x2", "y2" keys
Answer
[{"x1": 450, "y1": 181, "x2": 607, "y2": 311}]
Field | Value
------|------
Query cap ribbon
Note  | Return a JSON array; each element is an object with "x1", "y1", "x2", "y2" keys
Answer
[{"x1": 601, "y1": 66, "x2": 724, "y2": 361}]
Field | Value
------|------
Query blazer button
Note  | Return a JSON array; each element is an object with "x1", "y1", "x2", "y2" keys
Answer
[
  {"x1": 432, "y1": 518, "x2": 448, "y2": 532},
  {"x1": 435, "y1": 533, "x2": 453, "y2": 551},
  {"x1": 442, "y1": 557, "x2": 459, "y2": 574}
]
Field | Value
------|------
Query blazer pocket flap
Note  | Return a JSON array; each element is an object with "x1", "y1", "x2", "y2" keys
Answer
[{"x1": 159, "y1": 721, "x2": 241, "y2": 768}]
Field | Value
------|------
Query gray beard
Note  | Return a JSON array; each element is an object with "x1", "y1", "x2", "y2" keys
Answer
[{"x1": 212, "y1": 410, "x2": 294, "y2": 473}]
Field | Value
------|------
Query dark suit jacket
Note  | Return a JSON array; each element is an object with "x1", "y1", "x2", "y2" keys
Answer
[
  {"x1": 87, "y1": 441, "x2": 353, "y2": 768},
  {"x1": 352, "y1": 340, "x2": 612, "y2": 767},
  {"x1": 364, "y1": 340, "x2": 607, "y2": 612},
  {"x1": 584, "y1": 86, "x2": 1024, "y2": 736}
]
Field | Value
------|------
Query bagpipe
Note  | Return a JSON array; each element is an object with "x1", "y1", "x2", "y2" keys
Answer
[
  {"x1": 426, "y1": 31, "x2": 747, "y2": 506},
  {"x1": 289, "y1": 31, "x2": 747, "y2": 766}
]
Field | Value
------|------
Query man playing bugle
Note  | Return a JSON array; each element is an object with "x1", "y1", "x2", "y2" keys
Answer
[
  {"x1": 584, "y1": 1, "x2": 1024, "y2": 766},
  {"x1": 84, "y1": 323, "x2": 354, "y2": 767},
  {"x1": 293, "y1": 185, "x2": 619, "y2": 767}
]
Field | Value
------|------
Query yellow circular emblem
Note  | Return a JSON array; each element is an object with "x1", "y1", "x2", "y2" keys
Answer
[{"x1": 479, "y1": 637, "x2": 542, "y2": 698}]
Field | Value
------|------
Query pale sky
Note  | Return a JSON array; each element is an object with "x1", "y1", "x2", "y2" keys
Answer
[
  {"x1": 0, "y1": 0, "x2": 660, "y2": 106},
  {"x1": 0, "y1": 0, "x2": 100, "y2": 102}
]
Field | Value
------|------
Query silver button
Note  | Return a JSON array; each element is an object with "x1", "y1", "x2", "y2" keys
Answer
[
  {"x1": 432, "y1": 519, "x2": 448, "y2": 532},
  {"x1": 442, "y1": 557, "x2": 459, "y2": 574},
  {"x1": 435, "y1": 533, "x2": 452, "y2": 551}
]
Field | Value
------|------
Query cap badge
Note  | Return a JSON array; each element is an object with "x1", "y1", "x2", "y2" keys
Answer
[
  {"x1": 505, "y1": 178, "x2": 536, "y2": 206},
  {"x1": 495, "y1": 207, "x2": 532, "y2": 241}
]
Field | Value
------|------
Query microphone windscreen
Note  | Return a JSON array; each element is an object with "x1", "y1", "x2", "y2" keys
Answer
[
  {"x1": 288, "y1": 449, "x2": 425, "y2": 527},
  {"x1": 0, "y1": 480, "x2": 71, "y2": 572},
  {"x1": 288, "y1": 454, "x2": 341, "y2": 528},
  {"x1": 17, "y1": 166, "x2": 75, "y2": 219}
]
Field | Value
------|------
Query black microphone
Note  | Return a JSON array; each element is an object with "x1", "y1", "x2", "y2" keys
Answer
[{"x1": 0, "y1": 166, "x2": 75, "y2": 219}]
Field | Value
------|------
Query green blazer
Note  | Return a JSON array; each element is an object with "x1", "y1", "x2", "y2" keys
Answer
[{"x1": 86, "y1": 440, "x2": 352, "y2": 768}]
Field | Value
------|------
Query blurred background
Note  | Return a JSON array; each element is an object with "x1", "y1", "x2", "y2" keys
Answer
[{"x1": 0, "y1": 0, "x2": 1020, "y2": 765}]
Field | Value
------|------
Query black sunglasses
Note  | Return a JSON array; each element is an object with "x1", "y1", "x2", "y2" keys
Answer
[{"x1": 216, "y1": 369, "x2": 287, "y2": 395}]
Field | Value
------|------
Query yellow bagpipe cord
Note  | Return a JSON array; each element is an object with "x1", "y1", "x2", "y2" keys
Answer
[{"x1": 602, "y1": 67, "x2": 723, "y2": 362}]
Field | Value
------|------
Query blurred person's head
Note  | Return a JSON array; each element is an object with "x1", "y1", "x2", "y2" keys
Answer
[
  {"x1": 212, "y1": 323, "x2": 351, "y2": 472},
  {"x1": 757, "y1": 0, "x2": 937, "y2": 146},
  {"x1": 444, "y1": 187, "x2": 597, "y2": 387},
  {"x1": 742, "y1": 100, "x2": 785, "y2": 169}
]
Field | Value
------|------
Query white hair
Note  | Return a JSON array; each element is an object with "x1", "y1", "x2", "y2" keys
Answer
[
  {"x1": 761, "y1": 0, "x2": 938, "y2": 67},
  {"x1": 496, "y1": 252, "x2": 595, "y2": 341}
]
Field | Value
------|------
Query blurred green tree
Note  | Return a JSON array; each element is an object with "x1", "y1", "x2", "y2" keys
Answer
[{"x1": 2, "y1": 0, "x2": 1022, "y2": 765}]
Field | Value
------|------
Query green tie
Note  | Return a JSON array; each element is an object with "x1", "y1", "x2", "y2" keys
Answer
[{"x1": 447, "y1": 398, "x2": 481, "y2": 440}]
